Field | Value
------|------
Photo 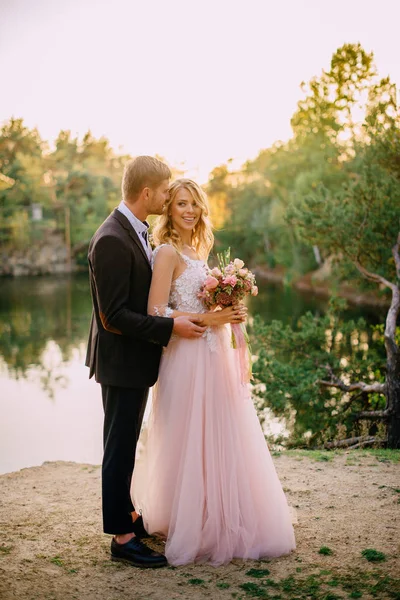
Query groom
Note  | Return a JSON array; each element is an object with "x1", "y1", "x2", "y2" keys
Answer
[{"x1": 86, "y1": 156, "x2": 205, "y2": 568}]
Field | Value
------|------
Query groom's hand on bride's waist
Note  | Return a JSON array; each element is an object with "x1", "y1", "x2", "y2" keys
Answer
[{"x1": 173, "y1": 316, "x2": 207, "y2": 339}]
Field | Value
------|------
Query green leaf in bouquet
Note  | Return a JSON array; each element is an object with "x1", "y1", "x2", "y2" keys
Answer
[{"x1": 217, "y1": 247, "x2": 231, "y2": 269}]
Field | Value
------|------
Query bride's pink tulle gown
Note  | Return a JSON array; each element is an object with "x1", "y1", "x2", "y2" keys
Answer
[{"x1": 131, "y1": 248, "x2": 295, "y2": 566}]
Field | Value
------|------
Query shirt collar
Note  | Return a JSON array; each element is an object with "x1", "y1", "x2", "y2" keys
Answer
[{"x1": 117, "y1": 201, "x2": 149, "y2": 235}]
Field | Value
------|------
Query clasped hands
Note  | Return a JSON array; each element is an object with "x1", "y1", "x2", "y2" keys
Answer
[
  {"x1": 199, "y1": 303, "x2": 248, "y2": 328},
  {"x1": 172, "y1": 304, "x2": 247, "y2": 339}
]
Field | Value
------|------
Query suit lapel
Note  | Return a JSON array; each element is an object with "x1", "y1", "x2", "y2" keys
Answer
[{"x1": 111, "y1": 209, "x2": 152, "y2": 269}]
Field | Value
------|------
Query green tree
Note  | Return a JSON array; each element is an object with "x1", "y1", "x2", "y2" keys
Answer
[
  {"x1": 251, "y1": 299, "x2": 387, "y2": 447},
  {"x1": 287, "y1": 116, "x2": 400, "y2": 447}
]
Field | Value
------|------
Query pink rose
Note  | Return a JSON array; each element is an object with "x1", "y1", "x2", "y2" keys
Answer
[
  {"x1": 204, "y1": 275, "x2": 219, "y2": 290},
  {"x1": 222, "y1": 275, "x2": 238, "y2": 287},
  {"x1": 251, "y1": 285, "x2": 258, "y2": 296},
  {"x1": 239, "y1": 268, "x2": 248, "y2": 277}
]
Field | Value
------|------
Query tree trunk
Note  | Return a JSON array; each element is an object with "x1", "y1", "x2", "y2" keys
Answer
[
  {"x1": 386, "y1": 351, "x2": 400, "y2": 448},
  {"x1": 384, "y1": 284, "x2": 400, "y2": 448}
]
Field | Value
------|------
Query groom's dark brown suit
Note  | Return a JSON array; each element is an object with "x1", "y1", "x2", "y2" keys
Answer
[{"x1": 86, "y1": 208, "x2": 173, "y2": 534}]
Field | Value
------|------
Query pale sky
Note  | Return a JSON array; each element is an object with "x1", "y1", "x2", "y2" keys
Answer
[{"x1": 1, "y1": 0, "x2": 399, "y2": 182}]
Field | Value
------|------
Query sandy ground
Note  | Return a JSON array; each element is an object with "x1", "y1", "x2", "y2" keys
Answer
[{"x1": 0, "y1": 452, "x2": 399, "y2": 600}]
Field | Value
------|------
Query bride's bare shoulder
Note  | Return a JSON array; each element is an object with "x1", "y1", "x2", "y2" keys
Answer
[{"x1": 153, "y1": 243, "x2": 179, "y2": 263}]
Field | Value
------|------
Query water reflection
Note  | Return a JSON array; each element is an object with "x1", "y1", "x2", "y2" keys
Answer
[
  {"x1": 0, "y1": 273, "x2": 384, "y2": 474},
  {"x1": 0, "y1": 274, "x2": 91, "y2": 395},
  {"x1": 248, "y1": 278, "x2": 386, "y2": 327},
  {"x1": 0, "y1": 346, "x2": 103, "y2": 475}
]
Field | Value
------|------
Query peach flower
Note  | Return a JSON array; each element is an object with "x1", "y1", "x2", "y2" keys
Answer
[{"x1": 204, "y1": 275, "x2": 219, "y2": 290}]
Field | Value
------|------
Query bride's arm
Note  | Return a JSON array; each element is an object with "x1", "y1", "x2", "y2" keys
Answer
[
  {"x1": 147, "y1": 245, "x2": 179, "y2": 317},
  {"x1": 148, "y1": 246, "x2": 246, "y2": 326}
]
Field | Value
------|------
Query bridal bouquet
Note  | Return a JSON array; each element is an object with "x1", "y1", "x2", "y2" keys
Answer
[{"x1": 198, "y1": 249, "x2": 258, "y2": 384}]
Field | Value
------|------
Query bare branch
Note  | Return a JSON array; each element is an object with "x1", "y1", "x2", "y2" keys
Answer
[
  {"x1": 317, "y1": 379, "x2": 386, "y2": 394},
  {"x1": 354, "y1": 410, "x2": 390, "y2": 419},
  {"x1": 338, "y1": 391, "x2": 365, "y2": 415},
  {"x1": 346, "y1": 437, "x2": 387, "y2": 450},
  {"x1": 353, "y1": 260, "x2": 395, "y2": 291},
  {"x1": 323, "y1": 435, "x2": 375, "y2": 449}
]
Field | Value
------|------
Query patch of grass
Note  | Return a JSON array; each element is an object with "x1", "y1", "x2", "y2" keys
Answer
[
  {"x1": 188, "y1": 578, "x2": 206, "y2": 585},
  {"x1": 282, "y1": 448, "x2": 400, "y2": 464},
  {"x1": 217, "y1": 582, "x2": 231, "y2": 589},
  {"x1": 0, "y1": 545, "x2": 12, "y2": 554},
  {"x1": 369, "y1": 574, "x2": 397, "y2": 597},
  {"x1": 280, "y1": 576, "x2": 296, "y2": 593},
  {"x1": 285, "y1": 450, "x2": 336, "y2": 462},
  {"x1": 358, "y1": 448, "x2": 400, "y2": 463},
  {"x1": 361, "y1": 548, "x2": 386, "y2": 562},
  {"x1": 319, "y1": 546, "x2": 333, "y2": 556},
  {"x1": 239, "y1": 582, "x2": 269, "y2": 598},
  {"x1": 50, "y1": 556, "x2": 64, "y2": 567},
  {"x1": 246, "y1": 568, "x2": 271, "y2": 578},
  {"x1": 236, "y1": 570, "x2": 400, "y2": 600}
]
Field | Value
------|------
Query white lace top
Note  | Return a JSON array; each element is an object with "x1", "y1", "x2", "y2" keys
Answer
[{"x1": 149, "y1": 244, "x2": 224, "y2": 351}]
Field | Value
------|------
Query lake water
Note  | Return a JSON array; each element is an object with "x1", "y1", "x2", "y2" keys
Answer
[{"x1": 0, "y1": 273, "x2": 385, "y2": 474}]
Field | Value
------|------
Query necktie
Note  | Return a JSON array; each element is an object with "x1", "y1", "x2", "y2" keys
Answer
[{"x1": 141, "y1": 229, "x2": 152, "y2": 261}]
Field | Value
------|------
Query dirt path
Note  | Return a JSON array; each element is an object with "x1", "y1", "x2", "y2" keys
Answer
[{"x1": 0, "y1": 451, "x2": 399, "y2": 600}]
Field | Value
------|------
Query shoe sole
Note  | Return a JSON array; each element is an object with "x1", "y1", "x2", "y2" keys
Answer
[{"x1": 111, "y1": 555, "x2": 168, "y2": 568}]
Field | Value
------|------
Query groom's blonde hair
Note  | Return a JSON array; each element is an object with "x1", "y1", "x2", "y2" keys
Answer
[{"x1": 122, "y1": 156, "x2": 171, "y2": 201}]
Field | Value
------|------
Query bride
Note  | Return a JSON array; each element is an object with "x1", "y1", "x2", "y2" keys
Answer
[{"x1": 131, "y1": 178, "x2": 295, "y2": 566}]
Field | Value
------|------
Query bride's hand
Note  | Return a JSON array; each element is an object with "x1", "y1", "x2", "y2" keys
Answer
[{"x1": 202, "y1": 304, "x2": 247, "y2": 327}]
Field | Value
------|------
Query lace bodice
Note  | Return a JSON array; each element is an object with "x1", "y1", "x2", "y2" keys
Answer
[
  {"x1": 169, "y1": 254, "x2": 209, "y2": 313},
  {"x1": 150, "y1": 244, "x2": 225, "y2": 351}
]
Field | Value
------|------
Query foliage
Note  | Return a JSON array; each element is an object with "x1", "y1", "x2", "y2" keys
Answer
[
  {"x1": 287, "y1": 124, "x2": 400, "y2": 288},
  {"x1": 0, "y1": 119, "x2": 129, "y2": 256},
  {"x1": 250, "y1": 298, "x2": 388, "y2": 446},
  {"x1": 207, "y1": 43, "x2": 398, "y2": 292}
]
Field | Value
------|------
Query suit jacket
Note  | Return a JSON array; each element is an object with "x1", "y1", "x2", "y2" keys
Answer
[{"x1": 85, "y1": 208, "x2": 174, "y2": 388}]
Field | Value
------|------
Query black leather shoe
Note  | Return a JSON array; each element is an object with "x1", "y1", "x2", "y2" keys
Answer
[
  {"x1": 132, "y1": 515, "x2": 150, "y2": 539},
  {"x1": 111, "y1": 537, "x2": 167, "y2": 568}
]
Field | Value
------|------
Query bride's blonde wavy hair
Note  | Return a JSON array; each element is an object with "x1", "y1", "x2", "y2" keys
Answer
[{"x1": 152, "y1": 179, "x2": 214, "y2": 260}]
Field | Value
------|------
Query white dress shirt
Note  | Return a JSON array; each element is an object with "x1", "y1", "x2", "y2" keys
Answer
[{"x1": 117, "y1": 201, "x2": 152, "y2": 263}]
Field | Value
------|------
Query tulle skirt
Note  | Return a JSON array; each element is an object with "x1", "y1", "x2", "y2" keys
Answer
[{"x1": 131, "y1": 325, "x2": 296, "y2": 566}]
